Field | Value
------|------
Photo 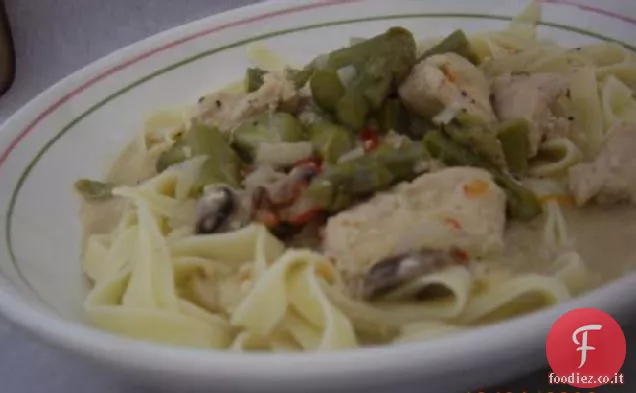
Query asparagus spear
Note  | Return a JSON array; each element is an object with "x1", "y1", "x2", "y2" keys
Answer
[
  {"x1": 187, "y1": 123, "x2": 242, "y2": 191},
  {"x1": 310, "y1": 69, "x2": 345, "y2": 112},
  {"x1": 444, "y1": 119, "x2": 507, "y2": 169},
  {"x1": 377, "y1": 98, "x2": 409, "y2": 135},
  {"x1": 361, "y1": 60, "x2": 393, "y2": 110},
  {"x1": 244, "y1": 68, "x2": 267, "y2": 93},
  {"x1": 308, "y1": 27, "x2": 417, "y2": 131},
  {"x1": 496, "y1": 118, "x2": 531, "y2": 176},
  {"x1": 305, "y1": 140, "x2": 427, "y2": 212},
  {"x1": 423, "y1": 130, "x2": 541, "y2": 221},
  {"x1": 288, "y1": 69, "x2": 313, "y2": 89},
  {"x1": 231, "y1": 112, "x2": 306, "y2": 160},
  {"x1": 308, "y1": 121, "x2": 355, "y2": 163},
  {"x1": 407, "y1": 113, "x2": 437, "y2": 140},
  {"x1": 74, "y1": 179, "x2": 114, "y2": 201},
  {"x1": 445, "y1": 114, "x2": 531, "y2": 175},
  {"x1": 418, "y1": 29, "x2": 481, "y2": 65},
  {"x1": 82, "y1": 123, "x2": 245, "y2": 200},
  {"x1": 335, "y1": 89, "x2": 372, "y2": 131},
  {"x1": 310, "y1": 26, "x2": 415, "y2": 79},
  {"x1": 244, "y1": 67, "x2": 313, "y2": 93},
  {"x1": 193, "y1": 154, "x2": 241, "y2": 192},
  {"x1": 155, "y1": 123, "x2": 242, "y2": 191},
  {"x1": 372, "y1": 142, "x2": 429, "y2": 179},
  {"x1": 334, "y1": 56, "x2": 392, "y2": 130}
]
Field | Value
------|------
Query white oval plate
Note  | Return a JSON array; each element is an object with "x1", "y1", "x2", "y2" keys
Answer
[{"x1": 0, "y1": 0, "x2": 635, "y2": 392}]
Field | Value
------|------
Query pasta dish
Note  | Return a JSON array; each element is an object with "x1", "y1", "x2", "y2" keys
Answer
[{"x1": 73, "y1": 3, "x2": 636, "y2": 351}]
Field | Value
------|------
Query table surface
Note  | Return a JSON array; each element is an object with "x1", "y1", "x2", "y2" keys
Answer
[{"x1": 0, "y1": 0, "x2": 633, "y2": 392}]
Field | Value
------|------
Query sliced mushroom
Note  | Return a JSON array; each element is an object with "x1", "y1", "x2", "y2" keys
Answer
[
  {"x1": 195, "y1": 185, "x2": 248, "y2": 234},
  {"x1": 362, "y1": 249, "x2": 466, "y2": 300}
]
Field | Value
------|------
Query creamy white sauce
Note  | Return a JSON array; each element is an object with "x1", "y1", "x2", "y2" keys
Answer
[{"x1": 497, "y1": 204, "x2": 636, "y2": 288}]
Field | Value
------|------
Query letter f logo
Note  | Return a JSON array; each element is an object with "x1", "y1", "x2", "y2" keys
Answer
[
  {"x1": 547, "y1": 309, "x2": 626, "y2": 388},
  {"x1": 572, "y1": 324, "x2": 602, "y2": 368}
]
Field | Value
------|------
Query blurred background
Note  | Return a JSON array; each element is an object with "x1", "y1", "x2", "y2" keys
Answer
[
  {"x1": 0, "y1": 0, "x2": 257, "y2": 120},
  {"x1": 0, "y1": 1, "x2": 15, "y2": 97},
  {"x1": 0, "y1": 0, "x2": 632, "y2": 392}
]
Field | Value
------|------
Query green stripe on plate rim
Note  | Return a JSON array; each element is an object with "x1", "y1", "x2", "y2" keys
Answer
[{"x1": 4, "y1": 13, "x2": 635, "y2": 307}]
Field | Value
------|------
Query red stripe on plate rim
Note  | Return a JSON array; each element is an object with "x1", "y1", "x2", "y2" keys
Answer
[
  {"x1": 0, "y1": 0, "x2": 362, "y2": 168},
  {"x1": 539, "y1": 0, "x2": 636, "y2": 26}
]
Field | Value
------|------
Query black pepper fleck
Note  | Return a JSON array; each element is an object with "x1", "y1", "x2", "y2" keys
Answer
[
  {"x1": 215, "y1": 99, "x2": 222, "y2": 108},
  {"x1": 461, "y1": 91, "x2": 468, "y2": 97},
  {"x1": 568, "y1": 116, "x2": 575, "y2": 121}
]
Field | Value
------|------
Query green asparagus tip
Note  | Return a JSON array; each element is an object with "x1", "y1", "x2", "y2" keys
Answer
[{"x1": 74, "y1": 179, "x2": 113, "y2": 201}]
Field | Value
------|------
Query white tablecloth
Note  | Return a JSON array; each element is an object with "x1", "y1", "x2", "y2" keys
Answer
[{"x1": 0, "y1": 0, "x2": 633, "y2": 391}]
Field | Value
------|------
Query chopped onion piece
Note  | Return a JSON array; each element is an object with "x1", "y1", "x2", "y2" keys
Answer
[
  {"x1": 337, "y1": 147, "x2": 365, "y2": 163},
  {"x1": 432, "y1": 101, "x2": 465, "y2": 125},
  {"x1": 384, "y1": 130, "x2": 410, "y2": 149},
  {"x1": 255, "y1": 142, "x2": 314, "y2": 167},
  {"x1": 337, "y1": 65, "x2": 357, "y2": 87}
]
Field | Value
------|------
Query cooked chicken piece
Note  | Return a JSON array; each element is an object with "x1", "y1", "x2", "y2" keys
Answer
[
  {"x1": 196, "y1": 71, "x2": 300, "y2": 132},
  {"x1": 323, "y1": 167, "x2": 507, "y2": 295},
  {"x1": 568, "y1": 123, "x2": 636, "y2": 206},
  {"x1": 398, "y1": 53, "x2": 496, "y2": 123},
  {"x1": 492, "y1": 73, "x2": 570, "y2": 157}
]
